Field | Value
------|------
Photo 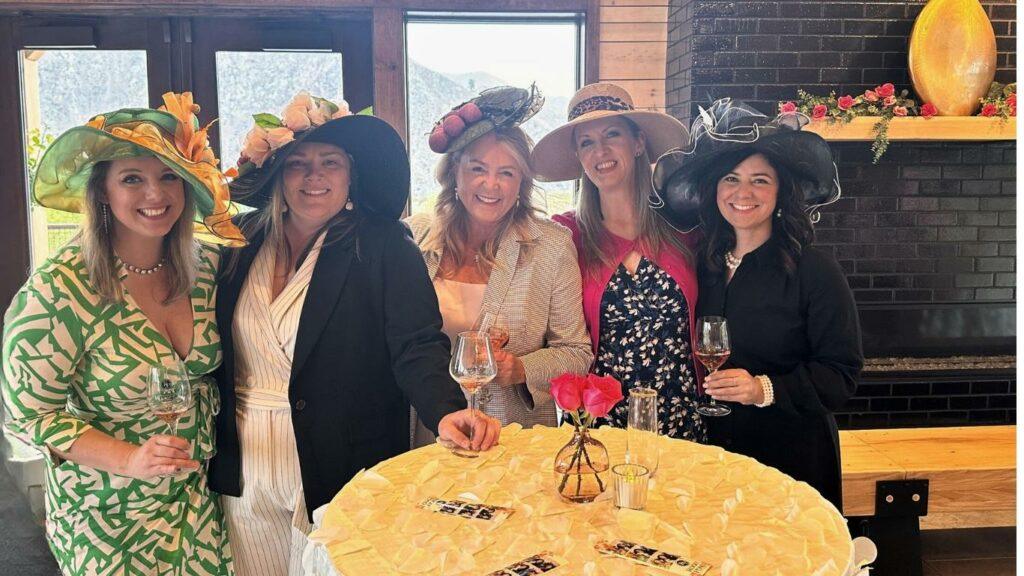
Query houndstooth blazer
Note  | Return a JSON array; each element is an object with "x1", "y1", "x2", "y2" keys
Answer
[{"x1": 405, "y1": 213, "x2": 593, "y2": 444}]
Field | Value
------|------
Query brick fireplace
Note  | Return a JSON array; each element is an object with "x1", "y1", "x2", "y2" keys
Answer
[{"x1": 666, "y1": 0, "x2": 1017, "y2": 428}]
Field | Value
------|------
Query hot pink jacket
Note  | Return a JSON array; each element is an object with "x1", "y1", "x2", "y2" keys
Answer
[{"x1": 552, "y1": 211, "x2": 702, "y2": 383}]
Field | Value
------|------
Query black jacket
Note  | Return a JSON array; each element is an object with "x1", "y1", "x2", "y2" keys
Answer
[
  {"x1": 208, "y1": 215, "x2": 466, "y2": 518},
  {"x1": 697, "y1": 240, "x2": 863, "y2": 510}
]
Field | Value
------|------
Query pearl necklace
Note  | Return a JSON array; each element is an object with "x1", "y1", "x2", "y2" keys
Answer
[
  {"x1": 117, "y1": 254, "x2": 167, "y2": 275},
  {"x1": 724, "y1": 251, "x2": 743, "y2": 271}
]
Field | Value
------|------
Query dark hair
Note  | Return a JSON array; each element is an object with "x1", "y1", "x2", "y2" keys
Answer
[{"x1": 698, "y1": 149, "x2": 814, "y2": 275}]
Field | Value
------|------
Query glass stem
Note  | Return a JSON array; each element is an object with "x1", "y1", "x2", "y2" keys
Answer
[
  {"x1": 468, "y1": 391, "x2": 477, "y2": 450},
  {"x1": 170, "y1": 419, "x2": 178, "y2": 437}
]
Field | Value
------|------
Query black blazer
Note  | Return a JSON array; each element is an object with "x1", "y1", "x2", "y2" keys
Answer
[
  {"x1": 208, "y1": 215, "x2": 467, "y2": 518},
  {"x1": 697, "y1": 240, "x2": 863, "y2": 510}
]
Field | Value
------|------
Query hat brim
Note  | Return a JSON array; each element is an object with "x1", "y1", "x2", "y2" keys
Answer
[
  {"x1": 230, "y1": 115, "x2": 409, "y2": 220},
  {"x1": 531, "y1": 109, "x2": 689, "y2": 182},
  {"x1": 33, "y1": 123, "x2": 245, "y2": 246}
]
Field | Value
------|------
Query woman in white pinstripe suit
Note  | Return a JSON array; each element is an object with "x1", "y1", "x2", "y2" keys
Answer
[{"x1": 408, "y1": 86, "x2": 593, "y2": 446}]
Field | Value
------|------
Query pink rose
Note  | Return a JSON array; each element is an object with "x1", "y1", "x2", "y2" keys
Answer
[
  {"x1": 779, "y1": 101, "x2": 797, "y2": 114},
  {"x1": 893, "y1": 106, "x2": 908, "y2": 116},
  {"x1": 281, "y1": 104, "x2": 312, "y2": 132},
  {"x1": 551, "y1": 373, "x2": 585, "y2": 412},
  {"x1": 241, "y1": 126, "x2": 272, "y2": 167},
  {"x1": 863, "y1": 90, "x2": 879, "y2": 102},
  {"x1": 837, "y1": 95, "x2": 855, "y2": 110},
  {"x1": 265, "y1": 126, "x2": 295, "y2": 149},
  {"x1": 875, "y1": 83, "x2": 895, "y2": 98},
  {"x1": 920, "y1": 102, "x2": 937, "y2": 117},
  {"x1": 812, "y1": 104, "x2": 828, "y2": 119},
  {"x1": 581, "y1": 374, "x2": 623, "y2": 419},
  {"x1": 307, "y1": 102, "x2": 330, "y2": 125},
  {"x1": 981, "y1": 103, "x2": 998, "y2": 117},
  {"x1": 883, "y1": 95, "x2": 896, "y2": 107},
  {"x1": 332, "y1": 99, "x2": 352, "y2": 119},
  {"x1": 289, "y1": 92, "x2": 314, "y2": 111}
]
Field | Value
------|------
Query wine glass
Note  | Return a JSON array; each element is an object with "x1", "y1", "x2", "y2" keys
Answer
[
  {"x1": 448, "y1": 331, "x2": 496, "y2": 458},
  {"x1": 472, "y1": 311, "x2": 508, "y2": 406},
  {"x1": 694, "y1": 316, "x2": 732, "y2": 417},
  {"x1": 474, "y1": 311, "x2": 509, "y2": 350},
  {"x1": 626, "y1": 386, "x2": 660, "y2": 478},
  {"x1": 148, "y1": 359, "x2": 192, "y2": 436}
]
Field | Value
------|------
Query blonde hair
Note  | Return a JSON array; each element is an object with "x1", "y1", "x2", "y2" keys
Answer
[
  {"x1": 81, "y1": 160, "x2": 198, "y2": 305},
  {"x1": 425, "y1": 127, "x2": 544, "y2": 276},
  {"x1": 574, "y1": 118, "x2": 692, "y2": 272}
]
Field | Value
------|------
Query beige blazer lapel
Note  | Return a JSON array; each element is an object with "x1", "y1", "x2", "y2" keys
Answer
[{"x1": 479, "y1": 218, "x2": 542, "y2": 316}]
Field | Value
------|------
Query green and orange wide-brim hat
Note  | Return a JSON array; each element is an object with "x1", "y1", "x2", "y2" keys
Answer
[{"x1": 32, "y1": 92, "x2": 246, "y2": 247}]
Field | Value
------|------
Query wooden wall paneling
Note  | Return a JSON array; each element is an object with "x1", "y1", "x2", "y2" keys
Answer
[
  {"x1": 599, "y1": 41, "x2": 664, "y2": 80},
  {"x1": 603, "y1": 79, "x2": 663, "y2": 109},
  {"x1": 599, "y1": 0, "x2": 667, "y2": 6},
  {"x1": 599, "y1": 5, "x2": 667, "y2": 23},
  {"x1": 371, "y1": 8, "x2": 406, "y2": 144},
  {"x1": 585, "y1": 0, "x2": 600, "y2": 84},
  {"x1": 0, "y1": 17, "x2": 32, "y2": 311},
  {"x1": 601, "y1": 22, "x2": 666, "y2": 43}
]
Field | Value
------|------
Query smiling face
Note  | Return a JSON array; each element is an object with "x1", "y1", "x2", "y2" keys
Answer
[
  {"x1": 103, "y1": 155, "x2": 186, "y2": 241},
  {"x1": 715, "y1": 153, "x2": 779, "y2": 239},
  {"x1": 281, "y1": 141, "x2": 352, "y2": 232},
  {"x1": 573, "y1": 116, "x2": 646, "y2": 191},
  {"x1": 455, "y1": 132, "x2": 525, "y2": 229}
]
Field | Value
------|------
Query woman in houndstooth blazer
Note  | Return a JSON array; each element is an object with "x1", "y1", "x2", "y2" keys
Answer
[{"x1": 407, "y1": 86, "x2": 593, "y2": 446}]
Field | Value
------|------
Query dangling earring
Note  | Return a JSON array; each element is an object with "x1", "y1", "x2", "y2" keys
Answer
[
  {"x1": 344, "y1": 199, "x2": 354, "y2": 211},
  {"x1": 101, "y1": 203, "x2": 110, "y2": 234},
  {"x1": 775, "y1": 208, "x2": 782, "y2": 218}
]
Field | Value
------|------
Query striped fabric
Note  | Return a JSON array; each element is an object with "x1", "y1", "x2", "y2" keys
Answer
[
  {"x1": 220, "y1": 232, "x2": 324, "y2": 576},
  {"x1": 405, "y1": 214, "x2": 593, "y2": 443}
]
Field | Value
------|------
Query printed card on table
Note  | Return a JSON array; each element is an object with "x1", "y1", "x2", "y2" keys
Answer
[
  {"x1": 485, "y1": 552, "x2": 567, "y2": 576},
  {"x1": 596, "y1": 539, "x2": 711, "y2": 575},
  {"x1": 418, "y1": 497, "x2": 514, "y2": 522}
]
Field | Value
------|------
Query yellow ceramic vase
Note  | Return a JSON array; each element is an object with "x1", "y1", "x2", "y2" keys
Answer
[{"x1": 908, "y1": 0, "x2": 996, "y2": 116}]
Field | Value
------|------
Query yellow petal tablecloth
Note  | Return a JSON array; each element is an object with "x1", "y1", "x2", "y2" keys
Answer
[{"x1": 312, "y1": 424, "x2": 853, "y2": 575}]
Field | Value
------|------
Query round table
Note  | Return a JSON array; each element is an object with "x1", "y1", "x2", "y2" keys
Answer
[{"x1": 308, "y1": 424, "x2": 854, "y2": 575}]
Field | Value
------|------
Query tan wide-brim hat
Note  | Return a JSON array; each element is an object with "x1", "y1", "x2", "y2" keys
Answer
[{"x1": 531, "y1": 82, "x2": 688, "y2": 182}]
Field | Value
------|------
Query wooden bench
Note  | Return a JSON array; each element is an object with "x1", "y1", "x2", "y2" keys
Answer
[{"x1": 840, "y1": 425, "x2": 1016, "y2": 576}]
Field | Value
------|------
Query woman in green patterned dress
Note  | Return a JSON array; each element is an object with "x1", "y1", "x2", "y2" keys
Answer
[{"x1": 2, "y1": 93, "x2": 246, "y2": 575}]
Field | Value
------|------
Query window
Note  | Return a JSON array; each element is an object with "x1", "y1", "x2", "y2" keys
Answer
[
  {"x1": 21, "y1": 48, "x2": 150, "y2": 265},
  {"x1": 406, "y1": 14, "x2": 583, "y2": 216}
]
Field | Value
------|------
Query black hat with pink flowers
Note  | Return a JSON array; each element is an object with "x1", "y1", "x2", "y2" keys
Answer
[
  {"x1": 427, "y1": 84, "x2": 544, "y2": 154},
  {"x1": 230, "y1": 92, "x2": 409, "y2": 219}
]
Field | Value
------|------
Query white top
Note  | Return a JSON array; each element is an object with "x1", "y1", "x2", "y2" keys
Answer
[
  {"x1": 432, "y1": 277, "x2": 487, "y2": 346},
  {"x1": 233, "y1": 231, "x2": 328, "y2": 404}
]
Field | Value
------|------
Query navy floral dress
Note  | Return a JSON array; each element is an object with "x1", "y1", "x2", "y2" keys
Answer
[{"x1": 592, "y1": 257, "x2": 706, "y2": 442}]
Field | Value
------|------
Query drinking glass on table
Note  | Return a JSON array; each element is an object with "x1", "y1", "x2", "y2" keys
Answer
[
  {"x1": 448, "y1": 330, "x2": 497, "y2": 458},
  {"x1": 627, "y1": 386, "x2": 660, "y2": 478},
  {"x1": 695, "y1": 316, "x2": 732, "y2": 417},
  {"x1": 148, "y1": 359, "x2": 192, "y2": 436},
  {"x1": 472, "y1": 311, "x2": 508, "y2": 406}
]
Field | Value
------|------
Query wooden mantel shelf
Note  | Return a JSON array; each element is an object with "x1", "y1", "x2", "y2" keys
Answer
[{"x1": 804, "y1": 116, "x2": 1017, "y2": 141}]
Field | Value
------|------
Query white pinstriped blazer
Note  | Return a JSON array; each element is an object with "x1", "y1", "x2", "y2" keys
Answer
[{"x1": 406, "y1": 213, "x2": 593, "y2": 431}]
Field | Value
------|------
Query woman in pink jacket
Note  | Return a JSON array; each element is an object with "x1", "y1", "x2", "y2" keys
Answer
[{"x1": 533, "y1": 82, "x2": 703, "y2": 442}]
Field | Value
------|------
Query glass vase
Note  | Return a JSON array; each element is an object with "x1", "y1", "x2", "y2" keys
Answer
[{"x1": 553, "y1": 423, "x2": 609, "y2": 503}]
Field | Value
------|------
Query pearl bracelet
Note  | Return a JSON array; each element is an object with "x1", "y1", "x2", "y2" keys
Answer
[{"x1": 754, "y1": 374, "x2": 774, "y2": 408}]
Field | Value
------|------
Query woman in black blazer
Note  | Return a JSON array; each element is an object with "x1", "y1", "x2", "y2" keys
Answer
[
  {"x1": 208, "y1": 93, "x2": 500, "y2": 576},
  {"x1": 652, "y1": 98, "x2": 863, "y2": 510}
]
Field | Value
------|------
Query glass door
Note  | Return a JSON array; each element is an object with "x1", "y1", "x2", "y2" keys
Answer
[
  {"x1": 6, "y1": 16, "x2": 174, "y2": 268},
  {"x1": 188, "y1": 16, "x2": 373, "y2": 168}
]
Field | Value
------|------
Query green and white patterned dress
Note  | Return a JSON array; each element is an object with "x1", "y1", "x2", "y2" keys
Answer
[{"x1": 2, "y1": 241, "x2": 232, "y2": 576}]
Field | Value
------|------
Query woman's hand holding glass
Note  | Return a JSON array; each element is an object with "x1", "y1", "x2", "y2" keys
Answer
[
  {"x1": 121, "y1": 435, "x2": 199, "y2": 479},
  {"x1": 704, "y1": 368, "x2": 765, "y2": 405}
]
